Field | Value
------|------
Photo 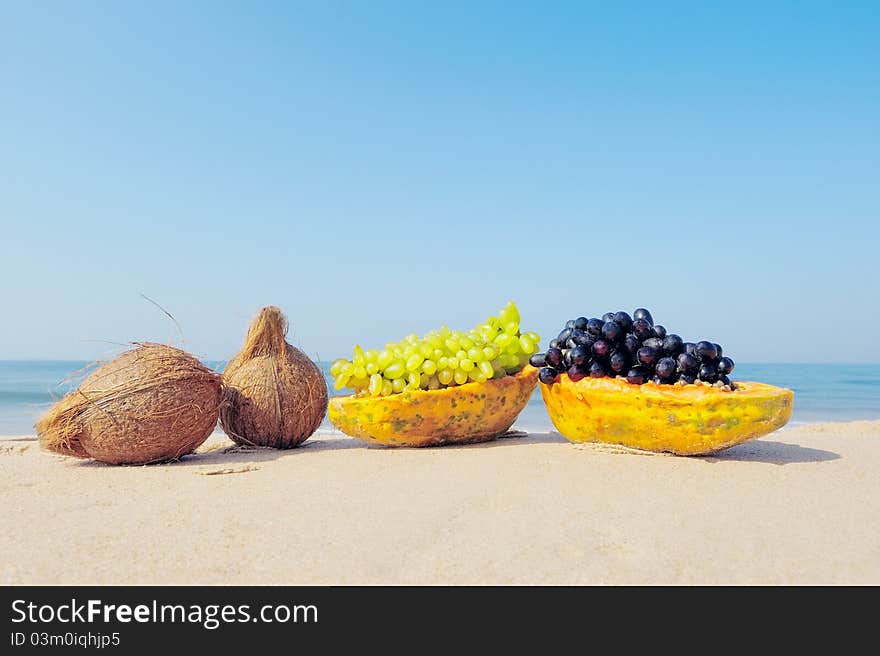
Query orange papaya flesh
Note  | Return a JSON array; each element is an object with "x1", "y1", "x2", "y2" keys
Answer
[
  {"x1": 328, "y1": 366, "x2": 538, "y2": 447},
  {"x1": 540, "y1": 375, "x2": 793, "y2": 455}
]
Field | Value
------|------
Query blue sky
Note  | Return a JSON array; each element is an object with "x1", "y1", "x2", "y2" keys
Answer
[{"x1": 1, "y1": 1, "x2": 877, "y2": 362}]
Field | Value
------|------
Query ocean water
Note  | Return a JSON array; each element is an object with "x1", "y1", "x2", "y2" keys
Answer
[{"x1": 0, "y1": 361, "x2": 878, "y2": 435}]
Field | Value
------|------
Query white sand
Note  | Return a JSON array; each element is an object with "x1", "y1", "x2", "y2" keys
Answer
[{"x1": 2, "y1": 421, "x2": 878, "y2": 585}]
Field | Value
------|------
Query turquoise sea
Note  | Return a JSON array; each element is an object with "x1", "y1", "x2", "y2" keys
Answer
[{"x1": 0, "y1": 361, "x2": 878, "y2": 435}]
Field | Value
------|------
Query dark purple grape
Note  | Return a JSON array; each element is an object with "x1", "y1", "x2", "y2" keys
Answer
[
  {"x1": 637, "y1": 346, "x2": 659, "y2": 366},
  {"x1": 565, "y1": 319, "x2": 576, "y2": 329},
  {"x1": 601, "y1": 321, "x2": 622, "y2": 342},
  {"x1": 633, "y1": 308, "x2": 654, "y2": 326},
  {"x1": 601, "y1": 312, "x2": 615, "y2": 323},
  {"x1": 567, "y1": 365, "x2": 587, "y2": 382},
  {"x1": 652, "y1": 324, "x2": 667, "y2": 339},
  {"x1": 718, "y1": 374, "x2": 731, "y2": 386},
  {"x1": 569, "y1": 345, "x2": 589, "y2": 365},
  {"x1": 679, "y1": 373, "x2": 696, "y2": 384},
  {"x1": 592, "y1": 339, "x2": 611, "y2": 358},
  {"x1": 642, "y1": 337, "x2": 664, "y2": 351},
  {"x1": 662, "y1": 334, "x2": 683, "y2": 355},
  {"x1": 613, "y1": 311, "x2": 633, "y2": 333},
  {"x1": 585, "y1": 318, "x2": 604, "y2": 336},
  {"x1": 569, "y1": 328, "x2": 591, "y2": 346},
  {"x1": 623, "y1": 334, "x2": 641, "y2": 356},
  {"x1": 695, "y1": 341, "x2": 718, "y2": 362},
  {"x1": 557, "y1": 328, "x2": 573, "y2": 344},
  {"x1": 588, "y1": 361, "x2": 606, "y2": 378},
  {"x1": 545, "y1": 347, "x2": 563, "y2": 368},
  {"x1": 632, "y1": 318, "x2": 653, "y2": 340},
  {"x1": 538, "y1": 367, "x2": 558, "y2": 384},
  {"x1": 713, "y1": 343, "x2": 723, "y2": 359},
  {"x1": 684, "y1": 342, "x2": 696, "y2": 356},
  {"x1": 609, "y1": 351, "x2": 629, "y2": 374},
  {"x1": 626, "y1": 366, "x2": 650, "y2": 385},
  {"x1": 716, "y1": 356, "x2": 735, "y2": 375},
  {"x1": 529, "y1": 353, "x2": 547, "y2": 368},
  {"x1": 655, "y1": 357, "x2": 677, "y2": 379},
  {"x1": 563, "y1": 349, "x2": 573, "y2": 368},
  {"x1": 698, "y1": 363, "x2": 718, "y2": 383},
  {"x1": 573, "y1": 316, "x2": 589, "y2": 330},
  {"x1": 677, "y1": 352, "x2": 699, "y2": 373}
]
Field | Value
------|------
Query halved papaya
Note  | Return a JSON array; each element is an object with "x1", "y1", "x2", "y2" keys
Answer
[
  {"x1": 540, "y1": 375, "x2": 793, "y2": 455},
  {"x1": 328, "y1": 366, "x2": 538, "y2": 447}
]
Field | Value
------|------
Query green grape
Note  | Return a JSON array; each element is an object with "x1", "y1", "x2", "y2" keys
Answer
[
  {"x1": 499, "y1": 353, "x2": 519, "y2": 369},
  {"x1": 468, "y1": 368, "x2": 486, "y2": 383},
  {"x1": 407, "y1": 371, "x2": 421, "y2": 389},
  {"x1": 405, "y1": 353, "x2": 425, "y2": 372},
  {"x1": 351, "y1": 375, "x2": 369, "y2": 390},
  {"x1": 478, "y1": 360, "x2": 494, "y2": 378},
  {"x1": 377, "y1": 350, "x2": 394, "y2": 368},
  {"x1": 333, "y1": 301, "x2": 538, "y2": 395},
  {"x1": 519, "y1": 335, "x2": 535, "y2": 354},
  {"x1": 384, "y1": 362, "x2": 405, "y2": 379}
]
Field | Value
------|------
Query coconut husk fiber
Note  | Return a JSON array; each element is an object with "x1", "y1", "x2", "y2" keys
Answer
[
  {"x1": 220, "y1": 306, "x2": 328, "y2": 448},
  {"x1": 36, "y1": 343, "x2": 222, "y2": 465}
]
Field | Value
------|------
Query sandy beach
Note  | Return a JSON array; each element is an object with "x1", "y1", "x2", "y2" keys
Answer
[{"x1": 2, "y1": 421, "x2": 878, "y2": 585}]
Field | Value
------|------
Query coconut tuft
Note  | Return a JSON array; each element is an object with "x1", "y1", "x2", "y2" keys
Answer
[
  {"x1": 220, "y1": 306, "x2": 328, "y2": 449},
  {"x1": 36, "y1": 343, "x2": 222, "y2": 465},
  {"x1": 37, "y1": 392, "x2": 92, "y2": 458}
]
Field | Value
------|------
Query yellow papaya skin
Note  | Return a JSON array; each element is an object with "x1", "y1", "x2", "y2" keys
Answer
[
  {"x1": 541, "y1": 376, "x2": 793, "y2": 455},
  {"x1": 328, "y1": 366, "x2": 538, "y2": 447}
]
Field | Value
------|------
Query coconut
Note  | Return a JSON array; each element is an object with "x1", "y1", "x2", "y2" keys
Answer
[
  {"x1": 36, "y1": 343, "x2": 222, "y2": 465},
  {"x1": 220, "y1": 306, "x2": 328, "y2": 448}
]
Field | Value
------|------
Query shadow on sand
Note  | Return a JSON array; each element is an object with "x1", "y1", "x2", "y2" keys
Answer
[{"x1": 700, "y1": 440, "x2": 840, "y2": 466}]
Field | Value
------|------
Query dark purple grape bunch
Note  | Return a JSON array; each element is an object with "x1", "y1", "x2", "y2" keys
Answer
[{"x1": 530, "y1": 308, "x2": 735, "y2": 387}]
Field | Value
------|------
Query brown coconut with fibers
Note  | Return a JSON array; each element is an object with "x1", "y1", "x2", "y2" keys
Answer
[
  {"x1": 37, "y1": 343, "x2": 222, "y2": 465},
  {"x1": 221, "y1": 306, "x2": 328, "y2": 448}
]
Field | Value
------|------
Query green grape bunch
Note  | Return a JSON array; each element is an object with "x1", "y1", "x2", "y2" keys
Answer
[{"x1": 330, "y1": 301, "x2": 540, "y2": 396}]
